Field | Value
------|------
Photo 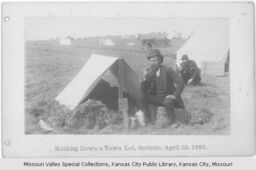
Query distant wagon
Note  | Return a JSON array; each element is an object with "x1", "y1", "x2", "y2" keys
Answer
[{"x1": 138, "y1": 32, "x2": 171, "y2": 50}]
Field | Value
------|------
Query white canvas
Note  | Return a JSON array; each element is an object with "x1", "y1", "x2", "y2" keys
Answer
[
  {"x1": 176, "y1": 19, "x2": 229, "y2": 71},
  {"x1": 55, "y1": 54, "x2": 119, "y2": 110},
  {"x1": 59, "y1": 38, "x2": 71, "y2": 45},
  {"x1": 127, "y1": 42, "x2": 135, "y2": 46},
  {"x1": 99, "y1": 39, "x2": 115, "y2": 46}
]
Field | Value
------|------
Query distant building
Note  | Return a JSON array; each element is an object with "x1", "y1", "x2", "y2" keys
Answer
[{"x1": 138, "y1": 32, "x2": 168, "y2": 40}]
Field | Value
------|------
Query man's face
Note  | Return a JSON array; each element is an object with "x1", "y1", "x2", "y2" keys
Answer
[
  {"x1": 181, "y1": 58, "x2": 188, "y2": 63},
  {"x1": 149, "y1": 56, "x2": 162, "y2": 71}
]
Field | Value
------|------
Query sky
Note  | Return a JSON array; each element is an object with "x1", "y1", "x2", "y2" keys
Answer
[{"x1": 25, "y1": 17, "x2": 228, "y2": 40}]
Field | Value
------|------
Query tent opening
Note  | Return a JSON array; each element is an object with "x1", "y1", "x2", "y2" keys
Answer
[{"x1": 82, "y1": 79, "x2": 136, "y2": 115}]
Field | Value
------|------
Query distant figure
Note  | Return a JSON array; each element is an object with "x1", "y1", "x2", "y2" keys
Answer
[
  {"x1": 178, "y1": 54, "x2": 201, "y2": 85},
  {"x1": 139, "y1": 49, "x2": 185, "y2": 126},
  {"x1": 225, "y1": 50, "x2": 230, "y2": 73},
  {"x1": 146, "y1": 40, "x2": 152, "y2": 51}
]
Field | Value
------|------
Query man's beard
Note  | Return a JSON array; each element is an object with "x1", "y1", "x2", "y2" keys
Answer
[{"x1": 151, "y1": 65, "x2": 160, "y2": 71}]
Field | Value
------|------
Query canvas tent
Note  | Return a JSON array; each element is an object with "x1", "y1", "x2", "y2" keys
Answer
[
  {"x1": 176, "y1": 25, "x2": 229, "y2": 76},
  {"x1": 99, "y1": 39, "x2": 115, "y2": 46},
  {"x1": 181, "y1": 31, "x2": 193, "y2": 39},
  {"x1": 167, "y1": 32, "x2": 175, "y2": 39},
  {"x1": 55, "y1": 54, "x2": 141, "y2": 111},
  {"x1": 174, "y1": 32, "x2": 182, "y2": 39},
  {"x1": 127, "y1": 42, "x2": 135, "y2": 46},
  {"x1": 121, "y1": 35, "x2": 130, "y2": 39},
  {"x1": 59, "y1": 38, "x2": 71, "y2": 45}
]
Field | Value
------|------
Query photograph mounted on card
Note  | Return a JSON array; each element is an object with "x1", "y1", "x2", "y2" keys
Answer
[{"x1": 1, "y1": 2, "x2": 255, "y2": 157}]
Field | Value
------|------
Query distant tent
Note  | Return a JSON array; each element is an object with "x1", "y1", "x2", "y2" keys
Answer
[
  {"x1": 99, "y1": 39, "x2": 115, "y2": 46},
  {"x1": 181, "y1": 31, "x2": 193, "y2": 39},
  {"x1": 55, "y1": 54, "x2": 141, "y2": 110},
  {"x1": 121, "y1": 35, "x2": 129, "y2": 39},
  {"x1": 127, "y1": 42, "x2": 135, "y2": 46},
  {"x1": 167, "y1": 32, "x2": 175, "y2": 39},
  {"x1": 174, "y1": 32, "x2": 182, "y2": 39},
  {"x1": 138, "y1": 33, "x2": 168, "y2": 40},
  {"x1": 176, "y1": 25, "x2": 229, "y2": 76},
  {"x1": 59, "y1": 38, "x2": 71, "y2": 45}
]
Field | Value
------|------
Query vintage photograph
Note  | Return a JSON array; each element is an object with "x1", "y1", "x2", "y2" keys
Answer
[
  {"x1": 25, "y1": 17, "x2": 230, "y2": 135},
  {"x1": 2, "y1": 1, "x2": 254, "y2": 158}
]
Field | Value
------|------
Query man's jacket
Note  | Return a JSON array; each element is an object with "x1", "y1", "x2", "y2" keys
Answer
[
  {"x1": 180, "y1": 60, "x2": 200, "y2": 81},
  {"x1": 141, "y1": 65, "x2": 185, "y2": 99}
]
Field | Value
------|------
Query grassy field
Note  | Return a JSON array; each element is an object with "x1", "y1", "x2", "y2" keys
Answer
[{"x1": 25, "y1": 38, "x2": 230, "y2": 135}]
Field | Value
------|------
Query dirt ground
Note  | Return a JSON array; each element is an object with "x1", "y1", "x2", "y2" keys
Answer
[{"x1": 25, "y1": 38, "x2": 230, "y2": 135}]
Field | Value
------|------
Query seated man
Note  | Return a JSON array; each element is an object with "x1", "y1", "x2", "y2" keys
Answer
[
  {"x1": 140, "y1": 49, "x2": 185, "y2": 125},
  {"x1": 179, "y1": 54, "x2": 201, "y2": 85}
]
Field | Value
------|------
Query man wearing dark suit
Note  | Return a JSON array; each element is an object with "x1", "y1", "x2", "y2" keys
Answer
[
  {"x1": 178, "y1": 54, "x2": 201, "y2": 85},
  {"x1": 140, "y1": 49, "x2": 185, "y2": 125}
]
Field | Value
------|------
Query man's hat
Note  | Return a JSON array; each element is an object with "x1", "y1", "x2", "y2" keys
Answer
[
  {"x1": 181, "y1": 54, "x2": 189, "y2": 60},
  {"x1": 147, "y1": 49, "x2": 163, "y2": 62}
]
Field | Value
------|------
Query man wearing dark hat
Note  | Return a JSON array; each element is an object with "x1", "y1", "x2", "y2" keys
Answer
[
  {"x1": 179, "y1": 54, "x2": 201, "y2": 85},
  {"x1": 140, "y1": 49, "x2": 185, "y2": 126}
]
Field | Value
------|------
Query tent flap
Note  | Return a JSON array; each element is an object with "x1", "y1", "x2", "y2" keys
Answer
[
  {"x1": 110, "y1": 60, "x2": 141, "y2": 100},
  {"x1": 55, "y1": 54, "x2": 119, "y2": 110},
  {"x1": 176, "y1": 21, "x2": 229, "y2": 75},
  {"x1": 55, "y1": 54, "x2": 142, "y2": 110}
]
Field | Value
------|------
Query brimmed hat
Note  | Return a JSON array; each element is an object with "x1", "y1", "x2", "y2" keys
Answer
[
  {"x1": 181, "y1": 54, "x2": 189, "y2": 60},
  {"x1": 147, "y1": 49, "x2": 163, "y2": 62}
]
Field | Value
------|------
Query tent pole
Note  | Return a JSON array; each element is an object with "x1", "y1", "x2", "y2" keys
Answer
[
  {"x1": 118, "y1": 58, "x2": 129, "y2": 128},
  {"x1": 118, "y1": 58, "x2": 124, "y2": 99}
]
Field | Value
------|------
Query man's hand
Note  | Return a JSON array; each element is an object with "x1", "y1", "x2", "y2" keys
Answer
[
  {"x1": 163, "y1": 95, "x2": 176, "y2": 106},
  {"x1": 187, "y1": 78, "x2": 193, "y2": 84},
  {"x1": 165, "y1": 95, "x2": 176, "y2": 100}
]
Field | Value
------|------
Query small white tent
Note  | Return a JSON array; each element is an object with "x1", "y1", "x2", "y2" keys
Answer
[
  {"x1": 121, "y1": 35, "x2": 129, "y2": 39},
  {"x1": 55, "y1": 54, "x2": 141, "y2": 110},
  {"x1": 176, "y1": 24, "x2": 229, "y2": 76},
  {"x1": 174, "y1": 32, "x2": 182, "y2": 39},
  {"x1": 127, "y1": 42, "x2": 135, "y2": 46},
  {"x1": 59, "y1": 38, "x2": 71, "y2": 45},
  {"x1": 181, "y1": 31, "x2": 193, "y2": 39},
  {"x1": 99, "y1": 39, "x2": 115, "y2": 46},
  {"x1": 167, "y1": 32, "x2": 175, "y2": 39}
]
